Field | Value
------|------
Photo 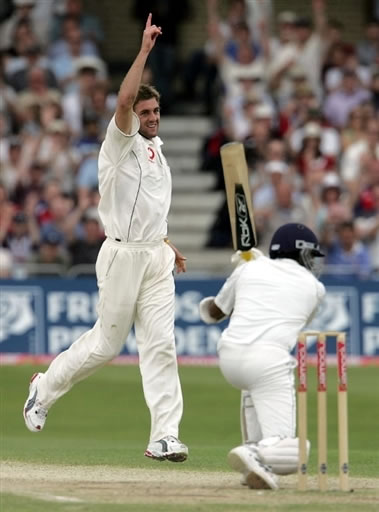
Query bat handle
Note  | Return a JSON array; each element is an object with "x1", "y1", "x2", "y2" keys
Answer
[{"x1": 241, "y1": 251, "x2": 253, "y2": 261}]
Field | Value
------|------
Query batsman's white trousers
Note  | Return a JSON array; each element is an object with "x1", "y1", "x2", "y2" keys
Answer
[
  {"x1": 38, "y1": 238, "x2": 183, "y2": 441},
  {"x1": 218, "y1": 341, "x2": 297, "y2": 441}
]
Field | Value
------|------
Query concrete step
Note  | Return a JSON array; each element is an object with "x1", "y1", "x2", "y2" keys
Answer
[
  {"x1": 176, "y1": 249, "x2": 235, "y2": 277},
  {"x1": 171, "y1": 172, "x2": 216, "y2": 192},
  {"x1": 167, "y1": 211, "x2": 215, "y2": 231},
  {"x1": 170, "y1": 191, "x2": 224, "y2": 212},
  {"x1": 167, "y1": 231, "x2": 208, "y2": 249},
  {"x1": 163, "y1": 137, "x2": 203, "y2": 156},
  {"x1": 160, "y1": 116, "x2": 213, "y2": 137},
  {"x1": 166, "y1": 155, "x2": 202, "y2": 173}
]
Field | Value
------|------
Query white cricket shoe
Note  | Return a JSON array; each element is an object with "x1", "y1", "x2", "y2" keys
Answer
[
  {"x1": 23, "y1": 373, "x2": 48, "y2": 432},
  {"x1": 145, "y1": 435, "x2": 188, "y2": 462},
  {"x1": 228, "y1": 445, "x2": 279, "y2": 490}
]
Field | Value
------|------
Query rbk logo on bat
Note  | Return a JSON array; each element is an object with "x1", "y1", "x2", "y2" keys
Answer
[
  {"x1": 220, "y1": 142, "x2": 257, "y2": 255},
  {"x1": 235, "y1": 184, "x2": 254, "y2": 250}
]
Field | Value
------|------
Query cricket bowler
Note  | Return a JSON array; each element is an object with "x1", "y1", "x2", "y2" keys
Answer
[{"x1": 23, "y1": 13, "x2": 188, "y2": 463}]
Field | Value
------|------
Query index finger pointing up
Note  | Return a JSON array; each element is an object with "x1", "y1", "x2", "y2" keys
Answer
[{"x1": 145, "y1": 13, "x2": 152, "y2": 29}]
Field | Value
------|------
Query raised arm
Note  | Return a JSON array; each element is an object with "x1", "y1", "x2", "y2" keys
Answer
[
  {"x1": 115, "y1": 13, "x2": 162, "y2": 133},
  {"x1": 312, "y1": 0, "x2": 328, "y2": 38}
]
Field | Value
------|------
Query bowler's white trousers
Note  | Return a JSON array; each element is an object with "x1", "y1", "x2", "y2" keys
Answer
[
  {"x1": 37, "y1": 238, "x2": 183, "y2": 441},
  {"x1": 218, "y1": 341, "x2": 297, "y2": 442}
]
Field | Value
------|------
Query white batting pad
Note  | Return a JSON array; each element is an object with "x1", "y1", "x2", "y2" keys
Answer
[
  {"x1": 258, "y1": 437, "x2": 311, "y2": 475},
  {"x1": 240, "y1": 390, "x2": 262, "y2": 444}
]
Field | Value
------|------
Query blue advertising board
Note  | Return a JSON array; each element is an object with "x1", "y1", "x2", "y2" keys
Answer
[{"x1": 0, "y1": 277, "x2": 378, "y2": 358}]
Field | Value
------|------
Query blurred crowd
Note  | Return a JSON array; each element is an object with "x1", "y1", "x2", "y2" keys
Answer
[
  {"x1": 198, "y1": 0, "x2": 379, "y2": 279},
  {"x1": 0, "y1": 0, "x2": 110, "y2": 278},
  {"x1": 0, "y1": 0, "x2": 378, "y2": 280}
]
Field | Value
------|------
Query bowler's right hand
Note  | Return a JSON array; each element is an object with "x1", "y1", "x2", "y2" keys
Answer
[{"x1": 141, "y1": 13, "x2": 162, "y2": 54}]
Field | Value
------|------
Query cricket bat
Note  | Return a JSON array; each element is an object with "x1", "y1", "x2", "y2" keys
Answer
[{"x1": 220, "y1": 142, "x2": 257, "y2": 260}]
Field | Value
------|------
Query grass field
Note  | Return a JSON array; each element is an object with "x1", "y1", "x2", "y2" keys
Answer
[{"x1": 1, "y1": 364, "x2": 378, "y2": 511}]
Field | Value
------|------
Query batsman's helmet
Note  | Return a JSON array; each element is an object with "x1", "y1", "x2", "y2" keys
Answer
[{"x1": 269, "y1": 223, "x2": 324, "y2": 273}]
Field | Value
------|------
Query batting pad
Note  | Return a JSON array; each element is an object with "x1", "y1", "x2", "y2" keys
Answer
[{"x1": 258, "y1": 437, "x2": 311, "y2": 475}]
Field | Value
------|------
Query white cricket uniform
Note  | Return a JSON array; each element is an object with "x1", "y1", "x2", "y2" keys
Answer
[
  {"x1": 215, "y1": 249, "x2": 325, "y2": 441},
  {"x1": 38, "y1": 113, "x2": 183, "y2": 442}
]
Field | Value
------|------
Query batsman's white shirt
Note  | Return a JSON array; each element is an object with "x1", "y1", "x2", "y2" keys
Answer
[
  {"x1": 215, "y1": 250, "x2": 325, "y2": 352},
  {"x1": 215, "y1": 250, "x2": 325, "y2": 440},
  {"x1": 98, "y1": 113, "x2": 171, "y2": 242}
]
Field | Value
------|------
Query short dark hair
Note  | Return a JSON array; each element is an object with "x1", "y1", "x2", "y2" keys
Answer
[{"x1": 134, "y1": 84, "x2": 160, "y2": 108}]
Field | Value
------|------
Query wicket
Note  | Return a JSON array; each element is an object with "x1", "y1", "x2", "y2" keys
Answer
[{"x1": 297, "y1": 331, "x2": 349, "y2": 492}]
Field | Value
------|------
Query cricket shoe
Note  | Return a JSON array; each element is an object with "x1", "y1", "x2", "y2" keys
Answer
[
  {"x1": 240, "y1": 444, "x2": 258, "y2": 486},
  {"x1": 228, "y1": 445, "x2": 279, "y2": 490},
  {"x1": 144, "y1": 435, "x2": 188, "y2": 462},
  {"x1": 23, "y1": 373, "x2": 48, "y2": 432}
]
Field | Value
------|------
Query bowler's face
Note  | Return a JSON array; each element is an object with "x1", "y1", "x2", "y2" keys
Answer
[{"x1": 134, "y1": 98, "x2": 160, "y2": 139}]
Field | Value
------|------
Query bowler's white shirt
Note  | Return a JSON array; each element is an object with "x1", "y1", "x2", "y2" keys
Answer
[
  {"x1": 215, "y1": 250, "x2": 325, "y2": 351},
  {"x1": 97, "y1": 114, "x2": 171, "y2": 242}
]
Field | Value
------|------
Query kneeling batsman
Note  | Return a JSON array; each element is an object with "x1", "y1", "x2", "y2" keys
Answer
[{"x1": 199, "y1": 223, "x2": 326, "y2": 490}]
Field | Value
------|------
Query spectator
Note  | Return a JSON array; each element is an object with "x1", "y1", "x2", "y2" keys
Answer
[
  {"x1": 356, "y1": 19, "x2": 379, "y2": 67},
  {"x1": 324, "y1": 220, "x2": 372, "y2": 278},
  {"x1": 62, "y1": 55, "x2": 107, "y2": 136},
  {"x1": 252, "y1": 139, "x2": 294, "y2": 244},
  {"x1": 30, "y1": 224, "x2": 69, "y2": 275},
  {"x1": 314, "y1": 172, "x2": 352, "y2": 236},
  {"x1": 17, "y1": 65, "x2": 61, "y2": 122},
  {"x1": 244, "y1": 103, "x2": 277, "y2": 171},
  {"x1": 322, "y1": 42, "x2": 351, "y2": 93},
  {"x1": 1, "y1": 210, "x2": 39, "y2": 269},
  {"x1": 182, "y1": 0, "x2": 247, "y2": 114},
  {"x1": 68, "y1": 207, "x2": 104, "y2": 268},
  {"x1": 38, "y1": 191, "x2": 90, "y2": 248},
  {"x1": 75, "y1": 109, "x2": 102, "y2": 159},
  {"x1": 0, "y1": 0, "x2": 38, "y2": 52},
  {"x1": 340, "y1": 118, "x2": 379, "y2": 205},
  {"x1": 252, "y1": 138, "x2": 293, "y2": 199},
  {"x1": 76, "y1": 155, "x2": 98, "y2": 198},
  {"x1": 268, "y1": 10, "x2": 297, "y2": 55},
  {"x1": 0, "y1": 136, "x2": 25, "y2": 195},
  {"x1": 49, "y1": 16, "x2": 99, "y2": 93},
  {"x1": 208, "y1": 17, "x2": 266, "y2": 110},
  {"x1": 323, "y1": 69, "x2": 371, "y2": 128},
  {"x1": 289, "y1": 114, "x2": 340, "y2": 163},
  {"x1": 49, "y1": 14, "x2": 99, "y2": 61},
  {"x1": 7, "y1": 43, "x2": 57, "y2": 92},
  {"x1": 340, "y1": 106, "x2": 366, "y2": 151},
  {"x1": 85, "y1": 81, "x2": 115, "y2": 139},
  {"x1": 226, "y1": 88, "x2": 261, "y2": 142},
  {"x1": 256, "y1": 179, "x2": 312, "y2": 254},
  {"x1": 355, "y1": 182, "x2": 379, "y2": 275},
  {"x1": 268, "y1": 0, "x2": 329, "y2": 104},
  {"x1": 327, "y1": 48, "x2": 372, "y2": 93},
  {"x1": 278, "y1": 84, "x2": 320, "y2": 139},
  {"x1": 11, "y1": 161, "x2": 46, "y2": 208},
  {"x1": 36, "y1": 119, "x2": 79, "y2": 194},
  {"x1": 50, "y1": 0, "x2": 104, "y2": 49},
  {"x1": 294, "y1": 122, "x2": 336, "y2": 192}
]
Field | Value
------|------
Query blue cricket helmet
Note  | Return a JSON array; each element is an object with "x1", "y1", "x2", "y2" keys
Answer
[{"x1": 269, "y1": 223, "x2": 324, "y2": 271}]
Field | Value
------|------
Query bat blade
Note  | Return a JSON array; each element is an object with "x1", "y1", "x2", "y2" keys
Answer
[{"x1": 220, "y1": 142, "x2": 257, "y2": 254}]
